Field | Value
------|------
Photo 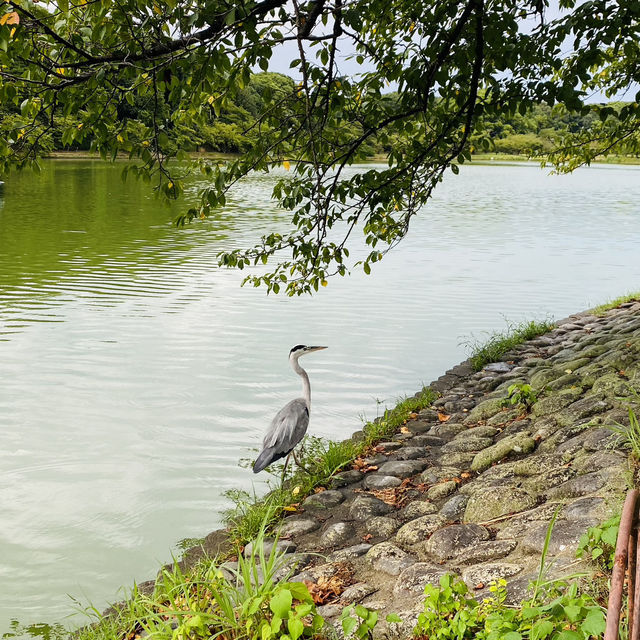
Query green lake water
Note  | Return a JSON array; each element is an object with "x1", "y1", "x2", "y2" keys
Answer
[{"x1": 0, "y1": 160, "x2": 639, "y2": 629}]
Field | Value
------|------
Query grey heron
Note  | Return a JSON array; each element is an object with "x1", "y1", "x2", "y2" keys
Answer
[{"x1": 253, "y1": 345, "x2": 327, "y2": 479}]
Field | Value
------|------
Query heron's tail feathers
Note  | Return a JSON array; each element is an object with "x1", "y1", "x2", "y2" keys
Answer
[{"x1": 253, "y1": 447, "x2": 288, "y2": 473}]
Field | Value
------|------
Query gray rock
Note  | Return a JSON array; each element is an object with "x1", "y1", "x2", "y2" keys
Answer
[
  {"x1": 573, "y1": 451, "x2": 627, "y2": 474},
  {"x1": 244, "y1": 538, "x2": 296, "y2": 558},
  {"x1": 316, "y1": 604, "x2": 342, "y2": 619},
  {"x1": 464, "y1": 487, "x2": 537, "y2": 522},
  {"x1": 365, "y1": 516, "x2": 400, "y2": 538},
  {"x1": 393, "y1": 563, "x2": 451, "y2": 596},
  {"x1": 363, "y1": 454, "x2": 388, "y2": 466},
  {"x1": 395, "y1": 446, "x2": 429, "y2": 460},
  {"x1": 363, "y1": 474, "x2": 402, "y2": 490},
  {"x1": 564, "y1": 497, "x2": 606, "y2": 519},
  {"x1": 465, "y1": 398, "x2": 506, "y2": 423},
  {"x1": 483, "y1": 362, "x2": 513, "y2": 373},
  {"x1": 303, "y1": 489, "x2": 345, "y2": 508},
  {"x1": 411, "y1": 435, "x2": 446, "y2": 447},
  {"x1": 329, "y1": 543, "x2": 372, "y2": 561},
  {"x1": 451, "y1": 540, "x2": 517, "y2": 565},
  {"x1": 427, "y1": 480, "x2": 458, "y2": 501},
  {"x1": 279, "y1": 518, "x2": 319, "y2": 537},
  {"x1": 400, "y1": 501, "x2": 439, "y2": 521},
  {"x1": 366, "y1": 542, "x2": 416, "y2": 576},
  {"x1": 583, "y1": 428, "x2": 618, "y2": 452},
  {"x1": 462, "y1": 563, "x2": 523, "y2": 588},
  {"x1": 454, "y1": 426, "x2": 499, "y2": 439},
  {"x1": 377, "y1": 460, "x2": 426, "y2": 477},
  {"x1": 321, "y1": 522, "x2": 356, "y2": 548},
  {"x1": 522, "y1": 518, "x2": 598, "y2": 556},
  {"x1": 377, "y1": 441, "x2": 403, "y2": 451},
  {"x1": 444, "y1": 453, "x2": 477, "y2": 468},
  {"x1": 430, "y1": 422, "x2": 467, "y2": 439},
  {"x1": 546, "y1": 471, "x2": 606, "y2": 501},
  {"x1": 421, "y1": 466, "x2": 461, "y2": 484},
  {"x1": 537, "y1": 387, "x2": 586, "y2": 413},
  {"x1": 340, "y1": 583, "x2": 377, "y2": 604},
  {"x1": 512, "y1": 454, "x2": 567, "y2": 476},
  {"x1": 422, "y1": 524, "x2": 490, "y2": 563},
  {"x1": 331, "y1": 470, "x2": 363, "y2": 487},
  {"x1": 471, "y1": 433, "x2": 536, "y2": 472},
  {"x1": 395, "y1": 515, "x2": 446, "y2": 546},
  {"x1": 349, "y1": 494, "x2": 393, "y2": 520},
  {"x1": 442, "y1": 437, "x2": 494, "y2": 453},
  {"x1": 440, "y1": 494, "x2": 469, "y2": 521}
]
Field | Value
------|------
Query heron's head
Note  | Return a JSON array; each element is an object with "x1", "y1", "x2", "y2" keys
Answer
[{"x1": 289, "y1": 345, "x2": 328, "y2": 359}]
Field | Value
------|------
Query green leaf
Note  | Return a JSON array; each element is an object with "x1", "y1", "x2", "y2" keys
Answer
[
  {"x1": 270, "y1": 588, "x2": 293, "y2": 618},
  {"x1": 563, "y1": 605, "x2": 582, "y2": 622},
  {"x1": 530, "y1": 619, "x2": 555, "y2": 640},
  {"x1": 580, "y1": 610, "x2": 606, "y2": 636},
  {"x1": 342, "y1": 616, "x2": 358, "y2": 636},
  {"x1": 287, "y1": 617, "x2": 304, "y2": 640},
  {"x1": 385, "y1": 613, "x2": 402, "y2": 623},
  {"x1": 354, "y1": 605, "x2": 369, "y2": 619}
]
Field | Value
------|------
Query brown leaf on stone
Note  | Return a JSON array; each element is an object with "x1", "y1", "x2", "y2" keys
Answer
[
  {"x1": 474, "y1": 582, "x2": 485, "y2": 590},
  {"x1": 438, "y1": 412, "x2": 451, "y2": 422},
  {"x1": 400, "y1": 426, "x2": 410, "y2": 434},
  {"x1": 362, "y1": 533, "x2": 373, "y2": 542},
  {"x1": 461, "y1": 472, "x2": 471, "y2": 479},
  {"x1": 314, "y1": 486, "x2": 326, "y2": 493},
  {"x1": 409, "y1": 412, "x2": 418, "y2": 419},
  {"x1": 304, "y1": 563, "x2": 354, "y2": 605}
]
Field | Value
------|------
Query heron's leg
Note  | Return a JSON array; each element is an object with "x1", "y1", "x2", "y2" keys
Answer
[
  {"x1": 281, "y1": 453, "x2": 291, "y2": 486},
  {"x1": 292, "y1": 448, "x2": 311, "y2": 474}
]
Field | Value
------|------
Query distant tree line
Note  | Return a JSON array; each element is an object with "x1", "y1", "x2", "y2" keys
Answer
[{"x1": 0, "y1": 71, "x2": 629, "y2": 159}]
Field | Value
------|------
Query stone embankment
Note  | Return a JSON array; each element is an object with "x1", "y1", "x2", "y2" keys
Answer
[{"x1": 225, "y1": 302, "x2": 640, "y2": 637}]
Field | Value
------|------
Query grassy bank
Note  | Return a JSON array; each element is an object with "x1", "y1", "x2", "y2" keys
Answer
[{"x1": 464, "y1": 319, "x2": 556, "y2": 371}]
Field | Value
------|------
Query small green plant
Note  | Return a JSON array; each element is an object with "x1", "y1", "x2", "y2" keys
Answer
[
  {"x1": 501, "y1": 383, "x2": 539, "y2": 412},
  {"x1": 577, "y1": 514, "x2": 620, "y2": 569},
  {"x1": 413, "y1": 575, "x2": 606, "y2": 640},
  {"x1": 607, "y1": 408, "x2": 640, "y2": 460},
  {"x1": 465, "y1": 319, "x2": 555, "y2": 372}
]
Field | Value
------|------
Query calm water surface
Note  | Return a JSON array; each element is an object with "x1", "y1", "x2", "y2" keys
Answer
[{"x1": 0, "y1": 160, "x2": 639, "y2": 628}]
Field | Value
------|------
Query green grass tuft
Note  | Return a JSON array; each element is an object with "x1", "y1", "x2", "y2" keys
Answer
[
  {"x1": 465, "y1": 319, "x2": 555, "y2": 372},
  {"x1": 590, "y1": 292, "x2": 640, "y2": 316}
]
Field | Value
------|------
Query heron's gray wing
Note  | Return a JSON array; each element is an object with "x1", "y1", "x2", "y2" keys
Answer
[{"x1": 263, "y1": 398, "x2": 309, "y2": 455}]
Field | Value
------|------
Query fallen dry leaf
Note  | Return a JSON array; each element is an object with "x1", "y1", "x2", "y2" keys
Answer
[
  {"x1": 437, "y1": 412, "x2": 451, "y2": 422},
  {"x1": 362, "y1": 533, "x2": 373, "y2": 542},
  {"x1": 400, "y1": 426, "x2": 410, "y2": 434},
  {"x1": 409, "y1": 412, "x2": 418, "y2": 419},
  {"x1": 304, "y1": 562, "x2": 354, "y2": 605},
  {"x1": 474, "y1": 582, "x2": 485, "y2": 590},
  {"x1": 314, "y1": 486, "x2": 326, "y2": 493}
]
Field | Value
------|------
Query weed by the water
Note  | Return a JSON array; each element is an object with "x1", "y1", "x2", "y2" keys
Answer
[
  {"x1": 465, "y1": 318, "x2": 555, "y2": 371},
  {"x1": 591, "y1": 292, "x2": 640, "y2": 316},
  {"x1": 500, "y1": 382, "x2": 539, "y2": 412}
]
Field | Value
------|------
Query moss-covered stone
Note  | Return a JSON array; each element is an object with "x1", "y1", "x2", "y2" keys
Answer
[
  {"x1": 464, "y1": 397, "x2": 507, "y2": 423},
  {"x1": 464, "y1": 487, "x2": 538, "y2": 522},
  {"x1": 531, "y1": 387, "x2": 582, "y2": 417},
  {"x1": 470, "y1": 433, "x2": 536, "y2": 472},
  {"x1": 529, "y1": 368, "x2": 560, "y2": 389}
]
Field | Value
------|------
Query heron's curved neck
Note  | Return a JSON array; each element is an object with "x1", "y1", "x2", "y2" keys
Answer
[{"x1": 291, "y1": 357, "x2": 311, "y2": 408}]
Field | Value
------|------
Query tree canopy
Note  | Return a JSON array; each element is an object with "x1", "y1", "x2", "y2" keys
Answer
[{"x1": 0, "y1": 0, "x2": 638, "y2": 294}]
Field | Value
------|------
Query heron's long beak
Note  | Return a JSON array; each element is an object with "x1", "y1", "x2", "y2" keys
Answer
[{"x1": 306, "y1": 346, "x2": 328, "y2": 352}]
